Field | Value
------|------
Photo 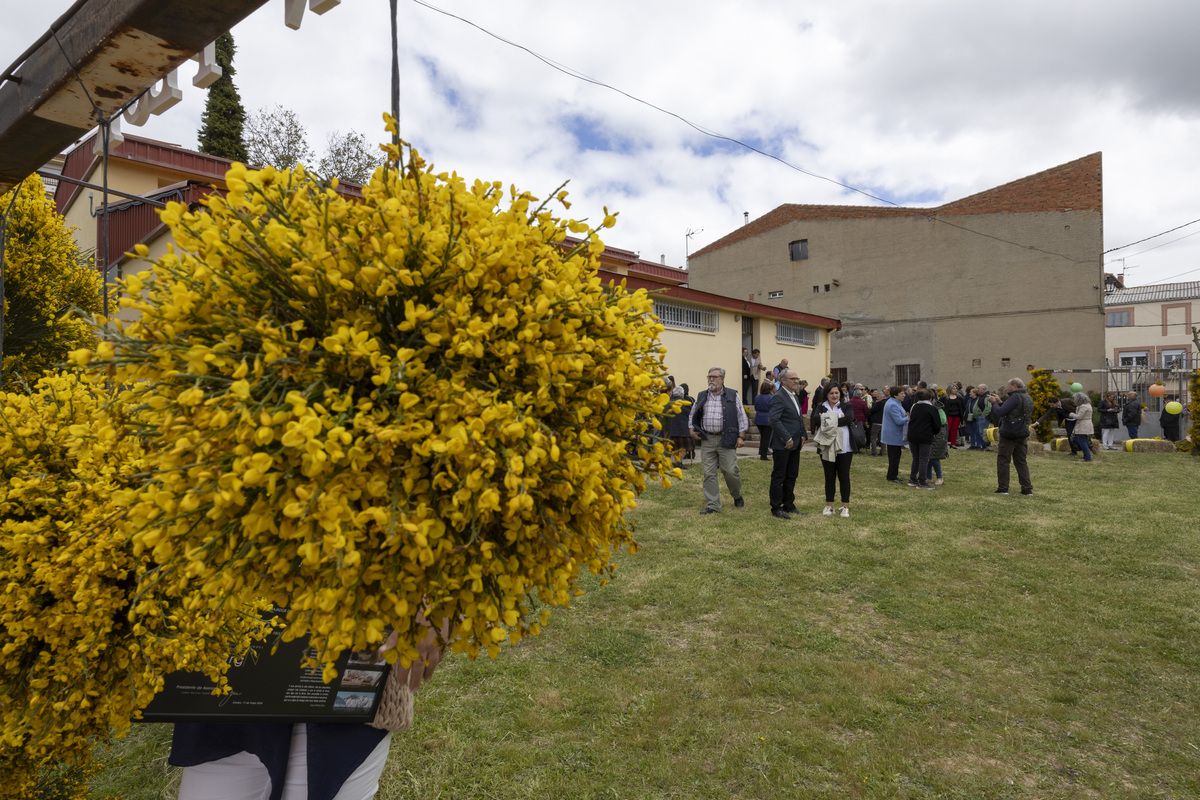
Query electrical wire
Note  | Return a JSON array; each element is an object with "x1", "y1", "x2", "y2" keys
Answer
[
  {"x1": 412, "y1": 0, "x2": 1098, "y2": 266},
  {"x1": 1104, "y1": 216, "x2": 1200, "y2": 255}
]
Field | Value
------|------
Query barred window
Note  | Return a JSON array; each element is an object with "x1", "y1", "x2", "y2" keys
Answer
[
  {"x1": 895, "y1": 364, "x2": 921, "y2": 386},
  {"x1": 1106, "y1": 310, "x2": 1131, "y2": 327},
  {"x1": 653, "y1": 300, "x2": 718, "y2": 333},
  {"x1": 775, "y1": 321, "x2": 817, "y2": 347}
]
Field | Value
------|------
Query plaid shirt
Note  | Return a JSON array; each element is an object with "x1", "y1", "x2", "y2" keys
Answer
[{"x1": 695, "y1": 388, "x2": 748, "y2": 434}]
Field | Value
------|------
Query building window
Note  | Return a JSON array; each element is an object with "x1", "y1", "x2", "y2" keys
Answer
[
  {"x1": 823, "y1": 284, "x2": 830, "y2": 292},
  {"x1": 972, "y1": 359, "x2": 981, "y2": 368},
  {"x1": 895, "y1": 364, "x2": 921, "y2": 386},
  {"x1": 1001, "y1": 358, "x2": 1011, "y2": 367},
  {"x1": 776, "y1": 322, "x2": 818, "y2": 347},
  {"x1": 830, "y1": 367, "x2": 847, "y2": 385},
  {"x1": 1118, "y1": 351, "x2": 1148, "y2": 367},
  {"x1": 1106, "y1": 310, "x2": 1131, "y2": 327},
  {"x1": 789, "y1": 239, "x2": 808, "y2": 261},
  {"x1": 653, "y1": 300, "x2": 718, "y2": 333},
  {"x1": 768, "y1": 290, "x2": 784, "y2": 299},
  {"x1": 812, "y1": 286, "x2": 820, "y2": 294},
  {"x1": 1161, "y1": 349, "x2": 1188, "y2": 368}
]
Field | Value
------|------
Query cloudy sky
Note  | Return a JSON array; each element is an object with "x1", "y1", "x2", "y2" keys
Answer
[{"x1": 5, "y1": 0, "x2": 1200, "y2": 286}]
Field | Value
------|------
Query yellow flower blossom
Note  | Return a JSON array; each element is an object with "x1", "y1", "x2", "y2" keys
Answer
[{"x1": 63, "y1": 126, "x2": 674, "y2": 708}]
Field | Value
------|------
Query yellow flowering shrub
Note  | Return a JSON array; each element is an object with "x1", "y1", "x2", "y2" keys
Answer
[
  {"x1": 74, "y1": 123, "x2": 675, "y2": 678},
  {"x1": 0, "y1": 373, "x2": 271, "y2": 798},
  {"x1": 1028, "y1": 368, "x2": 1064, "y2": 443},
  {"x1": 0, "y1": 176, "x2": 103, "y2": 387}
]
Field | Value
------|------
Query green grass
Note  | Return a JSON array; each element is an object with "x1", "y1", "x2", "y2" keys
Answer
[{"x1": 89, "y1": 447, "x2": 1200, "y2": 799}]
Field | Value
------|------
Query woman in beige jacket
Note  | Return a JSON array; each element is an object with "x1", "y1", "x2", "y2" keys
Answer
[{"x1": 1068, "y1": 392, "x2": 1094, "y2": 462}]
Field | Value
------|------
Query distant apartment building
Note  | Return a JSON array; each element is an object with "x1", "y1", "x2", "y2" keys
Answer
[{"x1": 1104, "y1": 280, "x2": 1198, "y2": 370}]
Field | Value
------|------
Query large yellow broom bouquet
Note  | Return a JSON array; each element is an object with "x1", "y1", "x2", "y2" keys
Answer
[
  {"x1": 0, "y1": 372, "x2": 274, "y2": 796},
  {"x1": 72, "y1": 120, "x2": 675, "y2": 681}
]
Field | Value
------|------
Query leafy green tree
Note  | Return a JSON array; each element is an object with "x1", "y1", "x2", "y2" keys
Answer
[
  {"x1": 318, "y1": 129, "x2": 384, "y2": 184},
  {"x1": 197, "y1": 33, "x2": 248, "y2": 163},
  {"x1": 245, "y1": 105, "x2": 314, "y2": 170},
  {"x1": 0, "y1": 175, "x2": 103, "y2": 388}
]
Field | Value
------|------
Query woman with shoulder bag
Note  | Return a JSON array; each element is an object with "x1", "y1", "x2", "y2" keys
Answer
[
  {"x1": 814, "y1": 385, "x2": 858, "y2": 517},
  {"x1": 906, "y1": 388, "x2": 941, "y2": 488}
]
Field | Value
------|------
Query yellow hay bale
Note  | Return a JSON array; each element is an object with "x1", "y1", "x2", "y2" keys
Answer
[{"x1": 1125, "y1": 438, "x2": 1177, "y2": 453}]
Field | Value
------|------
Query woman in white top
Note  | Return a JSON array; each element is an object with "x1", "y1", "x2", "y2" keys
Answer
[{"x1": 814, "y1": 385, "x2": 857, "y2": 517}]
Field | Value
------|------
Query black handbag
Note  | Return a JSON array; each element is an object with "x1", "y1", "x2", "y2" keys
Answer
[{"x1": 849, "y1": 420, "x2": 867, "y2": 449}]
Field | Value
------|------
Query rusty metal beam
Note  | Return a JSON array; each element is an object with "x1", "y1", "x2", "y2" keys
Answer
[{"x1": 0, "y1": 0, "x2": 270, "y2": 194}]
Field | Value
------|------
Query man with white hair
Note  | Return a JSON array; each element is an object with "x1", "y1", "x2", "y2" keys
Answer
[
  {"x1": 767, "y1": 369, "x2": 808, "y2": 519},
  {"x1": 987, "y1": 378, "x2": 1034, "y2": 495},
  {"x1": 690, "y1": 366, "x2": 748, "y2": 514}
]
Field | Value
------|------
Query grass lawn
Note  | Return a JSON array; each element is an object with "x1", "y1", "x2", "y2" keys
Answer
[{"x1": 89, "y1": 445, "x2": 1200, "y2": 799}]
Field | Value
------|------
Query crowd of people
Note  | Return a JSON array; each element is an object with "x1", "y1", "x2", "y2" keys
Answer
[
  {"x1": 668, "y1": 354, "x2": 1192, "y2": 517},
  {"x1": 663, "y1": 356, "x2": 1173, "y2": 516}
]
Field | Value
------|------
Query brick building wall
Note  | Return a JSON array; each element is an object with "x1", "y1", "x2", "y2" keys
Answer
[{"x1": 688, "y1": 154, "x2": 1107, "y2": 390}]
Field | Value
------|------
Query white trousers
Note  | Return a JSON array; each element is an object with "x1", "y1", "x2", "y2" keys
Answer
[
  {"x1": 1101, "y1": 428, "x2": 1115, "y2": 448},
  {"x1": 177, "y1": 724, "x2": 391, "y2": 800}
]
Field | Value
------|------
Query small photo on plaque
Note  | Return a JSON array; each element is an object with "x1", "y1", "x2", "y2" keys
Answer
[
  {"x1": 347, "y1": 649, "x2": 387, "y2": 667},
  {"x1": 341, "y1": 669, "x2": 384, "y2": 689},
  {"x1": 333, "y1": 691, "x2": 376, "y2": 712}
]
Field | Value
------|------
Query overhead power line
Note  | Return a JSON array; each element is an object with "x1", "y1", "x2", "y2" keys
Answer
[
  {"x1": 1104, "y1": 216, "x2": 1200, "y2": 255},
  {"x1": 412, "y1": 0, "x2": 1095, "y2": 266}
]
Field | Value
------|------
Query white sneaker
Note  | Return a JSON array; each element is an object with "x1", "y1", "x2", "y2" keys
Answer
[
  {"x1": 839, "y1": 507, "x2": 850, "y2": 518},
  {"x1": 935, "y1": 478, "x2": 944, "y2": 486},
  {"x1": 822, "y1": 506, "x2": 834, "y2": 516}
]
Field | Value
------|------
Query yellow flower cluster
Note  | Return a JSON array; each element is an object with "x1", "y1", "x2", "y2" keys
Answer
[
  {"x1": 75, "y1": 126, "x2": 675, "y2": 678},
  {"x1": 1027, "y1": 368, "x2": 1063, "y2": 443},
  {"x1": 0, "y1": 373, "x2": 271, "y2": 797},
  {"x1": 0, "y1": 175, "x2": 104, "y2": 387}
]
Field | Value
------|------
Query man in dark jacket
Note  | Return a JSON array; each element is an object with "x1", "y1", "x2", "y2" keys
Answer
[
  {"x1": 690, "y1": 366, "x2": 748, "y2": 514},
  {"x1": 767, "y1": 370, "x2": 808, "y2": 519},
  {"x1": 1122, "y1": 391, "x2": 1141, "y2": 440},
  {"x1": 988, "y1": 378, "x2": 1035, "y2": 495},
  {"x1": 741, "y1": 348, "x2": 755, "y2": 401}
]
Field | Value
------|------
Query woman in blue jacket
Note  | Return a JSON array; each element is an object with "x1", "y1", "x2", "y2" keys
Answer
[
  {"x1": 754, "y1": 380, "x2": 775, "y2": 460},
  {"x1": 880, "y1": 384, "x2": 909, "y2": 483}
]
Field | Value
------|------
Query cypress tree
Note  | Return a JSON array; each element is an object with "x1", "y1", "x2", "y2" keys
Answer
[{"x1": 197, "y1": 33, "x2": 248, "y2": 162}]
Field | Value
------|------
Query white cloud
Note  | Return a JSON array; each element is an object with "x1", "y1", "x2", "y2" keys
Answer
[{"x1": 4, "y1": 0, "x2": 1199, "y2": 284}]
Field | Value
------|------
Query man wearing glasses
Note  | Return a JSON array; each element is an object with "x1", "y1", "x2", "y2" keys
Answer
[
  {"x1": 768, "y1": 369, "x2": 808, "y2": 519},
  {"x1": 690, "y1": 367, "x2": 749, "y2": 514}
]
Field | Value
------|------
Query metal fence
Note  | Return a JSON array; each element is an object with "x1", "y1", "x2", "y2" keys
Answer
[{"x1": 1049, "y1": 356, "x2": 1194, "y2": 439}]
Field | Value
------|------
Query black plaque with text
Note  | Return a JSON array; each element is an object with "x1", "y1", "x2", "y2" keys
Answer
[{"x1": 139, "y1": 622, "x2": 392, "y2": 723}]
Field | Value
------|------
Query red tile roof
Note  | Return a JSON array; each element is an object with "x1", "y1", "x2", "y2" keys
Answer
[
  {"x1": 598, "y1": 269, "x2": 841, "y2": 330},
  {"x1": 692, "y1": 153, "x2": 1102, "y2": 259}
]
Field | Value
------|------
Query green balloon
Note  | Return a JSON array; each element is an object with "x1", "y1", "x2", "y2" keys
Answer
[
  {"x1": 1165, "y1": 401, "x2": 1183, "y2": 415},
  {"x1": 1070, "y1": 382, "x2": 1083, "y2": 392}
]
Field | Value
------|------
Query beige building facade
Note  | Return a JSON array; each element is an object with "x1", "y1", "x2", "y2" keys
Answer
[
  {"x1": 592, "y1": 242, "x2": 840, "y2": 396},
  {"x1": 687, "y1": 154, "x2": 1107, "y2": 391},
  {"x1": 1104, "y1": 281, "x2": 1198, "y2": 370}
]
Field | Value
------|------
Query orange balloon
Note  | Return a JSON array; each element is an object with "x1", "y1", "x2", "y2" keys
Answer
[{"x1": 1148, "y1": 384, "x2": 1167, "y2": 397}]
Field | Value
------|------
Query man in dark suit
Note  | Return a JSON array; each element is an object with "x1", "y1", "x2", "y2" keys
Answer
[
  {"x1": 768, "y1": 369, "x2": 808, "y2": 519},
  {"x1": 741, "y1": 348, "x2": 755, "y2": 400}
]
